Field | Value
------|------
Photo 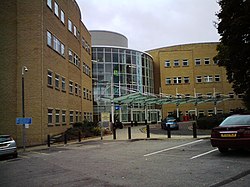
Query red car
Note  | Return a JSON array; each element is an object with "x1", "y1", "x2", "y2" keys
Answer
[{"x1": 211, "y1": 115, "x2": 250, "y2": 153}]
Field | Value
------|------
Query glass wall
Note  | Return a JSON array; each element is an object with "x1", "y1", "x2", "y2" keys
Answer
[{"x1": 92, "y1": 47, "x2": 154, "y2": 123}]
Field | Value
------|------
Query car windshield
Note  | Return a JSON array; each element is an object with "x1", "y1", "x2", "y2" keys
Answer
[
  {"x1": 0, "y1": 135, "x2": 11, "y2": 143},
  {"x1": 167, "y1": 119, "x2": 176, "y2": 122},
  {"x1": 220, "y1": 115, "x2": 250, "y2": 126}
]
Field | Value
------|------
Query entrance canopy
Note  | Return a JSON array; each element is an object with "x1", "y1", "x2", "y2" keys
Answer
[{"x1": 113, "y1": 92, "x2": 232, "y2": 106}]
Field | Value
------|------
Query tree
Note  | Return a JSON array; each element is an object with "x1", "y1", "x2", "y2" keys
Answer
[{"x1": 214, "y1": 0, "x2": 250, "y2": 109}]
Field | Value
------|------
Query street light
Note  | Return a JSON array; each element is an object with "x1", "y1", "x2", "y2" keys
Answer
[{"x1": 22, "y1": 66, "x2": 28, "y2": 151}]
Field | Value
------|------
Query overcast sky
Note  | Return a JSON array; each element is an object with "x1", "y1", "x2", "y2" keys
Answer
[{"x1": 78, "y1": 0, "x2": 221, "y2": 51}]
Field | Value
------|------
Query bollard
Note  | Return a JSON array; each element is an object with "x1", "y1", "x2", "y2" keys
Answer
[
  {"x1": 113, "y1": 126, "x2": 116, "y2": 140},
  {"x1": 64, "y1": 133, "x2": 67, "y2": 145},
  {"x1": 131, "y1": 121, "x2": 134, "y2": 127},
  {"x1": 146, "y1": 124, "x2": 150, "y2": 138},
  {"x1": 167, "y1": 124, "x2": 171, "y2": 138},
  {"x1": 128, "y1": 126, "x2": 131, "y2": 139},
  {"x1": 47, "y1": 135, "x2": 50, "y2": 147},
  {"x1": 78, "y1": 131, "x2": 81, "y2": 142},
  {"x1": 193, "y1": 122, "x2": 197, "y2": 138}
]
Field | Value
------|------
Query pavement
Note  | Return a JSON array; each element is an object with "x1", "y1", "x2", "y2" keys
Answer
[{"x1": 18, "y1": 122, "x2": 210, "y2": 153}]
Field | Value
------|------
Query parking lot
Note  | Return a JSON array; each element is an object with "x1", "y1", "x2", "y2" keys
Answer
[{"x1": 1, "y1": 134, "x2": 250, "y2": 187}]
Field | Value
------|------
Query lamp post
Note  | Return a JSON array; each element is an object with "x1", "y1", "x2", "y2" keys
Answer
[{"x1": 22, "y1": 66, "x2": 28, "y2": 151}]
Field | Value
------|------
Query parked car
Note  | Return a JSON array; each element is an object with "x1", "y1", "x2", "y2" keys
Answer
[
  {"x1": 0, "y1": 135, "x2": 18, "y2": 158},
  {"x1": 211, "y1": 115, "x2": 250, "y2": 153},
  {"x1": 161, "y1": 117, "x2": 179, "y2": 130}
]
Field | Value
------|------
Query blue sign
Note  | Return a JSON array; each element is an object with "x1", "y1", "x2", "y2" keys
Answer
[
  {"x1": 16, "y1": 118, "x2": 32, "y2": 125},
  {"x1": 115, "y1": 106, "x2": 120, "y2": 110}
]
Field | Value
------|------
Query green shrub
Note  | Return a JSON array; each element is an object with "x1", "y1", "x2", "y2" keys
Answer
[{"x1": 197, "y1": 114, "x2": 228, "y2": 129}]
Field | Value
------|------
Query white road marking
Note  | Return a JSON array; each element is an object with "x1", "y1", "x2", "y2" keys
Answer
[
  {"x1": 31, "y1": 151, "x2": 50, "y2": 156},
  {"x1": 190, "y1": 148, "x2": 218, "y2": 160},
  {"x1": 144, "y1": 139, "x2": 204, "y2": 157}
]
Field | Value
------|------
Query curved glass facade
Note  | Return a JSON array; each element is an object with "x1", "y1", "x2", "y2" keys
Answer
[{"x1": 92, "y1": 46, "x2": 155, "y2": 123}]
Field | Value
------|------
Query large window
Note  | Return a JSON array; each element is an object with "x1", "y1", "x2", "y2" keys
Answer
[
  {"x1": 48, "y1": 70, "x2": 53, "y2": 86},
  {"x1": 184, "y1": 77, "x2": 190, "y2": 84},
  {"x1": 48, "y1": 109, "x2": 53, "y2": 124},
  {"x1": 47, "y1": 31, "x2": 52, "y2": 47},
  {"x1": 68, "y1": 19, "x2": 72, "y2": 32},
  {"x1": 165, "y1": 60, "x2": 170, "y2": 67},
  {"x1": 55, "y1": 74, "x2": 60, "y2": 89},
  {"x1": 54, "y1": 2, "x2": 59, "y2": 17},
  {"x1": 62, "y1": 110, "x2": 66, "y2": 124},
  {"x1": 204, "y1": 75, "x2": 213, "y2": 82},
  {"x1": 60, "y1": 10, "x2": 65, "y2": 24},
  {"x1": 195, "y1": 59, "x2": 201, "y2": 66},
  {"x1": 70, "y1": 111, "x2": 74, "y2": 124},
  {"x1": 47, "y1": 0, "x2": 52, "y2": 9},
  {"x1": 62, "y1": 77, "x2": 66, "y2": 91},
  {"x1": 55, "y1": 110, "x2": 60, "y2": 124},
  {"x1": 196, "y1": 76, "x2": 202, "y2": 83},
  {"x1": 69, "y1": 81, "x2": 73, "y2": 94},
  {"x1": 215, "y1": 75, "x2": 221, "y2": 82},
  {"x1": 182, "y1": 59, "x2": 189, "y2": 66},
  {"x1": 204, "y1": 58, "x2": 210, "y2": 65},
  {"x1": 165, "y1": 78, "x2": 171, "y2": 85},
  {"x1": 173, "y1": 77, "x2": 182, "y2": 84},
  {"x1": 174, "y1": 60, "x2": 179, "y2": 67}
]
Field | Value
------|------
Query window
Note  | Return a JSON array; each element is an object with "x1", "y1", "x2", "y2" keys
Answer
[
  {"x1": 53, "y1": 36, "x2": 60, "y2": 53},
  {"x1": 68, "y1": 19, "x2": 72, "y2": 32},
  {"x1": 89, "y1": 91, "x2": 92, "y2": 101},
  {"x1": 75, "y1": 83, "x2": 78, "y2": 95},
  {"x1": 62, "y1": 77, "x2": 66, "y2": 91},
  {"x1": 182, "y1": 59, "x2": 189, "y2": 66},
  {"x1": 204, "y1": 75, "x2": 213, "y2": 82},
  {"x1": 214, "y1": 75, "x2": 220, "y2": 82},
  {"x1": 75, "y1": 111, "x2": 79, "y2": 122},
  {"x1": 204, "y1": 58, "x2": 210, "y2": 65},
  {"x1": 196, "y1": 93, "x2": 202, "y2": 98},
  {"x1": 196, "y1": 76, "x2": 202, "y2": 83},
  {"x1": 68, "y1": 50, "x2": 73, "y2": 62},
  {"x1": 173, "y1": 77, "x2": 182, "y2": 84},
  {"x1": 60, "y1": 10, "x2": 65, "y2": 24},
  {"x1": 54, "y1": 2, "x2": 59, "y2": 17},
  {"x1": 217, "y1": 110, "x2": 223, "y2": 114},
  {"x1": 195, "y1": 59, "x2": 201, "y2": 65},
  {"x1": 70, "y1": 111, "x2": 74, "y2": 124},
  {"x1": 55, "y1": 74, "x2": 60, "y2": 89},
  {"x1": 62, "y1": 110, "x2": 66, "y2": 124},
  {"x1": 206, "y1": 93, "x2": 213, "y2": 98},
  {"x1": 83, "y1": 88, "x2": 86, "y2": 98},
  {"x1": 165, "y1": 78, "x2": 171, "y2": 85},
  {"x1": 48, "y1": 109, "x2": 53, "y2": 124},
  {"x1": 86, "y1": 89, "x2": 89, "y2": 100},
  {"x1": 61, "y1": 43, "x2": 65, "y2": 56},
  {"x1": 73, "y1": 25, "x2": 77, "y2": 36},
  {"x1": 47, "y1": 31, "x2": 52, "y2": 47},
  {"x1": 184, "y1": 77, "x2": 190, "y2": 84},
  {"x1": 47, "y1": 0, "x2": 52, "y2": 9},
  {"x1": 55, "y1": 110, "x2": 60, "y2": 124},
  {"x1": 165, "y1": 60, "x2": 171, "y2": 67},
  {"x1": 48, "y1": 70, "x2": 53, "y2": 86},
  {"x1": 238, "y1": 94, "x2": 244, "y2": 99},
  {"x1": 69, "y1": 81, "x2": 73, "y2": 94},
  {"x1": 174, "y1": 60, "x2": 179, "y2": 67}
]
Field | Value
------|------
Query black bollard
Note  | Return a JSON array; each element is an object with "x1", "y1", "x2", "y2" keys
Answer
[
  {"x1": 113, "y1": 126, "x2": 116, "y2": 140},
  {"x1": 47, "y1": 135, "x2": 50, "y2": 147},
  {"x1": 147, "y1": 124, "x2": 150, "y2": 138},
  {"x1": 193, "y1": 122, "x2": 197, "y2": 138},
  {"x1": 78, "y1": 131, "x2": 81, "y2": 142},
  {"x1": 167, "y1": 124, "x2": 171, "y2": 138},
  {"x1": 128, "y1": 126, "x2": 131, "y2": 139},
  {"x1": 64, "y1": 133, "x2": 67, "y2": 145}
]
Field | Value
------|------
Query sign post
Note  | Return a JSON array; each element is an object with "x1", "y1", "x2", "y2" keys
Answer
[
  {"x1": 101, "y1": 113, "x2": 110, "y2": 140},
  {"x1": 16, "y1": 117, "x2": 32, "y2": 150}
]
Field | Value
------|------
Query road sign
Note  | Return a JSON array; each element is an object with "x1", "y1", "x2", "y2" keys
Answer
[{"x1": 16, "y1": 117, "x2": 32, "y2": 125}]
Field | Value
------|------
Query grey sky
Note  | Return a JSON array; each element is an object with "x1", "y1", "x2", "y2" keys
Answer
[{"x1": 78, "y1": 0, "x2": 221, "y2": 51}]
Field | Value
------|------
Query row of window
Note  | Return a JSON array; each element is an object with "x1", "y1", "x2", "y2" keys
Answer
[
  {"x1": 47, "y1": 0, "x2": 91, "y2": 55},
  {"x1": 47, "y1": 31, "x2": 65, "y2": 57},
  {"x1": 83, "y1": 62, "x2": 91, "y2": 77},
  {"x1": 169, "y1": 92, "x2": 242, "y2": 99},
  {"x1": 165, "y1": 75, "x2": 221, "y2": 85},
  {"x1": 165, "y1": 58, "x2": 218, "y2": 68},
  {"x1": 47, "y1": 0, "x2": 65, "y2": 25},
  {"x1": 47, "y1": 70, "x2": 92, "y2": 100},
  {"x1": 48, "y1": 108, "x2": 93, "y2": 126}
]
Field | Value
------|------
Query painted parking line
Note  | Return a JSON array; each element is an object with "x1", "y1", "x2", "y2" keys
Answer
[
  {"x1": 190, "y1": 148, "x2": 218, "y2": 160},
  {"x1": 144, "y1": 139, "x2": 204, "y2": 157}
]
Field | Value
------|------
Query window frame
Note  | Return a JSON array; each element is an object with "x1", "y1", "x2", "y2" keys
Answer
[
  {"x1": 54, "y1": 2, "x2": 59, "y2": 17},
  {"x1": 47, "y1": 70, "x2": 53, "y2": 87},
  {"x1": 60, "y1": 9, "x2": 65, "y2": 24}
]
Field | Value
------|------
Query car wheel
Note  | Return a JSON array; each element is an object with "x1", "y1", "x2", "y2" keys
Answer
[
  {"x1": 218, "y1": 147, "x2": 228, "y2": 153},
  {"x1": 13, "y1": 152, "x2": 18, "y2": 158}
]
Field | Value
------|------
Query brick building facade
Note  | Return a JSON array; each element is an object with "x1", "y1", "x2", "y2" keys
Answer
[{"x1": 0, "y1": 0, "x2": 92, "y2": 146}]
